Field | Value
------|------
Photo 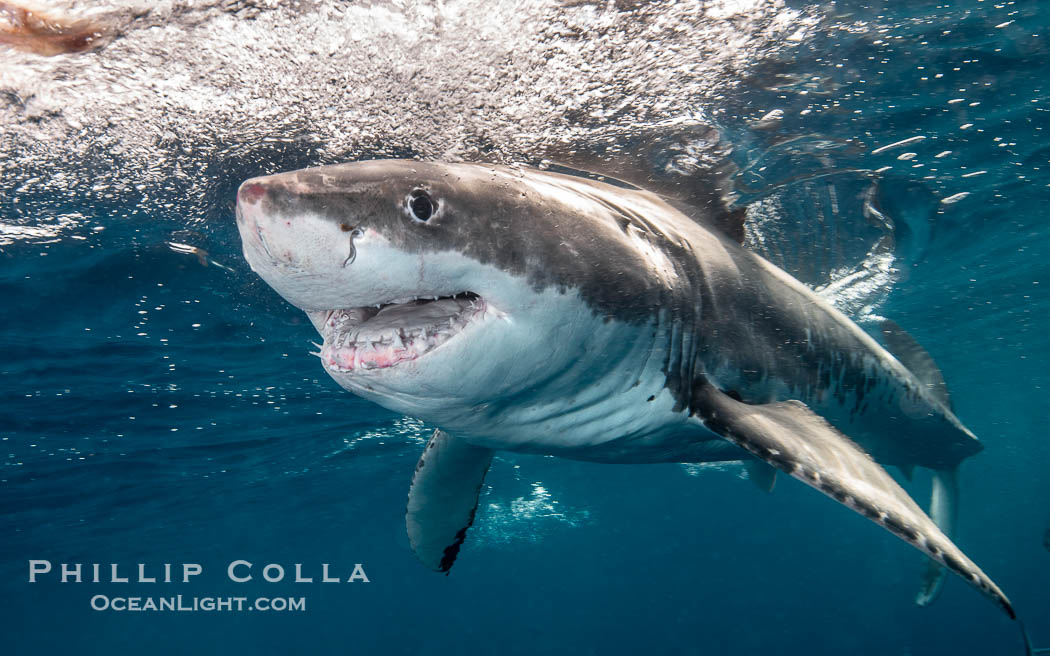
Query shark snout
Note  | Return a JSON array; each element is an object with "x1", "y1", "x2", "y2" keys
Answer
[
  {"x1": 235, "y1": 178, "x2": 306, "y2": 271},
  {"x1": 236, "y1": 182, "x2": 275, "y2": 261},
  {"x1": 235, "y1": 177, "x2": 276, "y2": 228},
  {"x1": 238, "y1": 181, "x2": 267, "y2": 206},
  {"x1": 235, "y1": 176, "x2": 361, "y2": 279}
]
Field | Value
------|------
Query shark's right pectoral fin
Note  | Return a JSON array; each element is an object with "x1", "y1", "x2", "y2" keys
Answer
[
  {"x1": 691, "y1": 384, "x2": 1015, "y2": 619},
  {"x1": 406, "y1": 429, "x2": 493, "y2": 573}
]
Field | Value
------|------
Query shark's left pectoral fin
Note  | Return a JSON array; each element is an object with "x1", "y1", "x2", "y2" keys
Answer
[
  {"x1": 691, "y1": 385, "x2": 1015, "y2": 619},
  {"x1": 406, "y1": 429, "x2": 493, "y2": 573}
]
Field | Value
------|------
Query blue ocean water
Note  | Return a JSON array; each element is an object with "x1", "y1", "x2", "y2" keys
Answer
[{"x1": 2, "y1": 1, "x2": 1048, "y2": 654}]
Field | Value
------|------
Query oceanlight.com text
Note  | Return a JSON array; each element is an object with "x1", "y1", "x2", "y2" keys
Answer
[{"x1": 90, "y1": 595, "x2": 306, "y2": 612}]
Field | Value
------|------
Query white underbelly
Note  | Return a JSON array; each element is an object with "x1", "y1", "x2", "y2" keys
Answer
[{"x1": 449, "y1": 341, "x2": 734, "y2": 463}]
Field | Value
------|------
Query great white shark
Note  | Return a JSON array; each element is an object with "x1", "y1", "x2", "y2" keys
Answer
[{"x1": 234, "y1": 158, "x2": 1016, "y2": 622}]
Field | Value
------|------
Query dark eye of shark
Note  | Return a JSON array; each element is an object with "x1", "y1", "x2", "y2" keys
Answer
[{"x1": 408, "y1": 189, "x2": 435, "y2": 222}]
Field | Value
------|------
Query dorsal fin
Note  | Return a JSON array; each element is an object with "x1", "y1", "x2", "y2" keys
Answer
[
  {"x1": 879, "y1": 320, "x2": 952, "y2": 409},
  {"x1": 540, "y1": 122, "x2": 745, "y2": 242}
]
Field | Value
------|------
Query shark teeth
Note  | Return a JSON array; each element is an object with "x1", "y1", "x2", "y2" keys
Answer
[{"x1": 320, "y1": 292, "x2": 486, "y2": 374}]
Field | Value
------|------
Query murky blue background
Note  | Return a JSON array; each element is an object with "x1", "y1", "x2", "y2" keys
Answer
[{"x1": 2, "y1": 1, "x2": 1048, "y2": 653}]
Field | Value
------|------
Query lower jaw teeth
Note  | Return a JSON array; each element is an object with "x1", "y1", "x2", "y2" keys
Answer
[{"x1": 322, "y1": 297, "x2": 486, "y2": 372}]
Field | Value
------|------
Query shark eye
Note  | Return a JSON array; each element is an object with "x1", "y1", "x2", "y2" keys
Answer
[{"x1": 408, "y1": 190, "x2": 435, "y2": 222}]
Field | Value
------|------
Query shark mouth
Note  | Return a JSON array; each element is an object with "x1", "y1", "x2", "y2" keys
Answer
[{"x1": 318, "y1": 292, "x2": 485, "y2": 373}]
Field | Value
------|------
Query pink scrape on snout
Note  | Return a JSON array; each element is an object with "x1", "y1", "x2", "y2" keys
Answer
[{"x1": 239, "y1": 183, "x2": 266, "y2": 205}]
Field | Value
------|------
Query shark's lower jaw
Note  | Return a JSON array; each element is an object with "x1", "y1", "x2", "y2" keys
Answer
[{"x1": 319, "y1": 292, "x2": 485, "y2": 373}]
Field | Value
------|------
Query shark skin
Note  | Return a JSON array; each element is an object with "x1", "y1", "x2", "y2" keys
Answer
[{"x1": 235, "y1": 159, "x2": 1014, "y2": 620}]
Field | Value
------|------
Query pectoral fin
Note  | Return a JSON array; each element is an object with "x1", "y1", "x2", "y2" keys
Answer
[
  {"x1": 691, "y1": 384, "x2": 1014, "y2": 619},
  {"x1": 406, "y1": 429, "x2": 493, "y2": 573}
]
